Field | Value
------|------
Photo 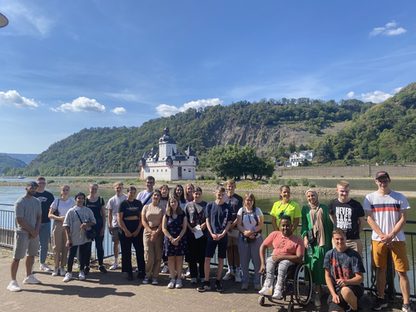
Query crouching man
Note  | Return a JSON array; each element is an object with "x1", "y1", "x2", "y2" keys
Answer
[{"x1": 324, "y1": 229, "x2": 365, "y2": 312}]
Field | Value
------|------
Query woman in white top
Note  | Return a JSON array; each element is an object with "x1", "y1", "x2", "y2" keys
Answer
[
  {"x1": 236, "y1": 193, "x2": 264, "y2": 290},
  {"x1": 48, "y1": 185, "x2": 75, "y2": 276}
]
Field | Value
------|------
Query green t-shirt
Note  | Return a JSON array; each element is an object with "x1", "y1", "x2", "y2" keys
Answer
[{"x1": 270, "y1": 200, "x2": 301, "y2": 229}]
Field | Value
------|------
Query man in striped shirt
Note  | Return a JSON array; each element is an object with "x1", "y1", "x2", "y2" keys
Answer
[{"x1": 363, "y1": 171, "x2": 411, "y2": 312}]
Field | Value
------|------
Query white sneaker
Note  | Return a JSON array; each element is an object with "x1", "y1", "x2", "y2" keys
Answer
[
  {"x1": 40, "y1": 263, "x2": 52, "y2": 272},
  {"x1": 222, "y1": 270, "x2": 234, "y2": 281},
  {"x1": 7, "y1": 280, "x2": 21, "y2": 292},
  {"x1": 259, "y1": 286, "x2": 273, "y2": 296},
  {"x1": 175, "y1": 279, "x2": 183, "y2": 289},
  {"x1": 109, "y1": 263, "x2": 118, "y2": 270},
  {"x1": 235, "y1": 269, "x2": 242, "y2": 283},
  {"x1": 167, "y1": 278, "x2": 175, "y2": 289},
  {"x1": 272, "y1": 289, "x2": 283, "y2": 300},
  {"x1": 142, "y1": 277, "x2": 149, "y2": 284},
  {"x1": 78, "y1": 271, "x2": 86, "y2": 281},
  {"x1": 23, "y1": 274, "x2": 41, "y2": 284},
  {"x1": 51, "y1": 268, "x2": 59, "y2": 276},
  {"x1": 161, "y1": 264, "x2": 169, "y2": 274},
  {"x1": 185, "y1": 268, "x2": 191, "y2": 278},
  {"x1": 63, "y1": 272, "x2": 72, "y2": 282},
  {"x1": 151, "y1": 279, "x2": 159, "y2": 285},
  {"x1": 59, "y1": 267, "x2": 66, "y2": 275}
]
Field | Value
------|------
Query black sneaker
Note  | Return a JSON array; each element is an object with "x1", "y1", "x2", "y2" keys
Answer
[
  {"x1": 197, "y1": 281, "x2": 210, "y2": 292},
  {"x1": 402, "y1": 303, "x2": 412, "y2": 312},
  {"x1": 372, "y1": 297, "x2": 388, "y2": 311},
  {"x1": 99, "y1": 265, "x2": 107, "y2": 273},
  {"x1": 215, "y1": 279, "x2": 223, "y2": 293}
]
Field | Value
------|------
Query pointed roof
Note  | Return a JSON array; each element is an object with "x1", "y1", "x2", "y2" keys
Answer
[{"x1": 159, "y1": 127, "x2": 176, "y2": 144}]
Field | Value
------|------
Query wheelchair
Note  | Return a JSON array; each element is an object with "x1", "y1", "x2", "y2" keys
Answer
[{"x1": 258, "y1": 262, "x2": 313, "y2": 312}]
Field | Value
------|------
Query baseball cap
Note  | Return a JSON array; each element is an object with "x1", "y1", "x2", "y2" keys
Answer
[
  {"x1": 26, "y1": 181, "x2": 39, "y2": 189},
  {"x1": 375, "y1": 171, "x2": 390, "y2": 181}
]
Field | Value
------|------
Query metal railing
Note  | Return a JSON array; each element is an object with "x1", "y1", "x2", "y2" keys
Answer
[{"x1": 1, "y1": 206, "x2": 415, "y2": 298}]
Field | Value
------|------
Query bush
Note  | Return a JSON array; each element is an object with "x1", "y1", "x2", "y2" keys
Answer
[
  {"x1": 286, "y1": 179, "x2": 298, "y2": 187},
  {"x1": 301, "y1": 178, "x2": 309, "y2": 186}
]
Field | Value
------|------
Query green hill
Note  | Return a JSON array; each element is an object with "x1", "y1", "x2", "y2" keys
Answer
[
  {"x1": 18, "y1": 97, "x2": 371, "y2": 176},
  {"x1": 315, "y1": 82, "x2": 416, "y2": 163},
  {"x1": 0, "y1": 154, "x2": 27, "y2": 173}
]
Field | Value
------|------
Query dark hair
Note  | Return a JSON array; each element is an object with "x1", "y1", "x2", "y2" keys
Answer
[
  {"x1": 194, "y1": 186, "x2": 203, "y2": 193},
  {"x1": 146, "y1": 176, "x2": 155, "y2": 183},
  {"x1": 75, "y1": 192, "x2": 86, "y2": 200},
  {"x1": 280, "y1": 215, "x2": 292, "y2": 224},
  {"x1": 174, "y1": 185, "x2": 186, "y2": 203},
  {"x1": 126, "y1": 186, "x2": 137, "y2": 193}
]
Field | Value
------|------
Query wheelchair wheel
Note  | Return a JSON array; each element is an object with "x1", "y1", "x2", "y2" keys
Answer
[
  {"x1": 258, "y1": 296, "x2": 266, "y2": 306},
  {"x1": 294, "y1": 263, "x2": 313, "y2": 305}
]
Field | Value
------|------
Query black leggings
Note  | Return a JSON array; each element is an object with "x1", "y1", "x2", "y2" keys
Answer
[
  {"x1": 85, "y1": 234, "x2": 105, "y2": 266},
  {"x1": 119, "y1": 229, "x2": 145, "y2": 274},
  {"x1": 67, "y1": 243, "x2": 90, "y2": 273}
]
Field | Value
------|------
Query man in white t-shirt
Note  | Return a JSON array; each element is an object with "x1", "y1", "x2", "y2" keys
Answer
[
  {"x1": 106, "y1": 182, "x2": 127, "y2": 270},
  {"x1": 136, "y1": 176, "x2": 155, "y2": 206},
  {"x1": 363, "y1": 171, "x2": 411, "y2": 312}
]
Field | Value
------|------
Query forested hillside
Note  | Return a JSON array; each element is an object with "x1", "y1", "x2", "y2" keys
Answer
[
  {"x1": 315, "y1": 83, "x2": 416, "y2": 163},
  {"x1": 15, "y1": 97, "x2": 371, "y2": 176}
]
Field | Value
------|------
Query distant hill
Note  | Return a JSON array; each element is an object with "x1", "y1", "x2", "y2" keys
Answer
[
  {"x1": 0, "y1": 154, "x2": 27, "y2": 173},
  {"x1": 315, "y1": 82, "x2": 416, "y2": 163},
  {"x1": 19, "y1": 97, "x2": 372, "y2": 176},
  {"x1": 6, "y1": 153, "x2": 38, "y2": 164}
]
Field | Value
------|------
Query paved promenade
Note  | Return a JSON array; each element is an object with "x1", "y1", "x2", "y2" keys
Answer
[{"x1": 0, "y1": 249, "x2": 405, "y2": 312}]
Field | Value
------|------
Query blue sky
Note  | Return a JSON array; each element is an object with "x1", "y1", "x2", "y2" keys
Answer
[{"x1": 0, "y1": 0, "x2": 415, "y2": 154}]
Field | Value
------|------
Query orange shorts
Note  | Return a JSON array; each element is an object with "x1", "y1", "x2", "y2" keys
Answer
[{"x1": 372, "y1": 240, "x2": 409, "y2": 272}]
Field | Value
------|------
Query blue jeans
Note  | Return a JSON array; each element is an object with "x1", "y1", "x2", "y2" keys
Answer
[{"x1": 39, "y1": 222, "x2": 51, "y2": 264}]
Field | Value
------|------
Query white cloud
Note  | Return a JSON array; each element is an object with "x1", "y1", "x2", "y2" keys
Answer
[
  {"x1": 346, "y1": 91, "x2": 355, "y2": 98},
  {"x1": 2, "y1": 1, "x2": 54, "y2": 37},
  {"x1": 111, "y1": 107, "x2": 126, "y2": 115},
  {"x1": 360, "y1": 91, "x2": 392, "y2": 103},
  {"x1": 52, "y1": 97, "x2": 106, "y2": 113},
  {"x1": 0, "y1": 90, "x2": 39, "y2": 108},
  {"x1": 370, "y1": 21, "x2": 407, "y2": 37},
  {"x1": 156, "y1": 98, "x2": 222, "y2": 117},
  {"x1": 348, "y1": 87, "x2": 403, "y2": 103}
]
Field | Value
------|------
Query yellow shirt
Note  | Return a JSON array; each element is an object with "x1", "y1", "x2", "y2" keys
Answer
[{"x1": 270, "y1": 200, "x2": 301, "y2": 229}]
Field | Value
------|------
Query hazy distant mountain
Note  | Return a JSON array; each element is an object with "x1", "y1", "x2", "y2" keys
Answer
[
  {"x1": 6, "y1": 154, "x2": 38, "y2": 164},
  {"x1": 0, "y1": 154, "x2": 27, "y2": 173}
]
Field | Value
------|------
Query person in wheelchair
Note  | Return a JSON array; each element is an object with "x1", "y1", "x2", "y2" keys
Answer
[
  {"x1": 324, "y1": 228, "x2": 365, "y2": 312},
  {"x1": 258, "y1": 215, "x2": 304, "y2": 299}
]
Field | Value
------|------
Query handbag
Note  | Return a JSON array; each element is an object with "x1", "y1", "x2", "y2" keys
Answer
[
  {"x1": 74, "y1": 210, "x2": 96, "y2": 240},
  {"x1": 306, "y1": 229, "x2": 317, "y2": 246}
]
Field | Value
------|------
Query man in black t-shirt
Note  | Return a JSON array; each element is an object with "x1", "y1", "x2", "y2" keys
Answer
[
  {"x1": 34, "y1": 176, "x2": 55, "y2": 272},
  {"x1": 329, "y1": 180, "x2": 365, "y2": 255}
]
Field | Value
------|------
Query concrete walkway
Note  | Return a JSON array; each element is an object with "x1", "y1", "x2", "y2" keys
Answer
[{"x1": 0, "y1": 249, "x2": 405, "y2": 312}]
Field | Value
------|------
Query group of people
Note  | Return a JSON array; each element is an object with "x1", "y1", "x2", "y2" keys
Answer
[{"x1": 6, "y1": 172, "x2": 413, "y2": 312}]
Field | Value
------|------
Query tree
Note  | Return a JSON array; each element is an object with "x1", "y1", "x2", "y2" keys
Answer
[{"x1": 206, "y1": 145, "x2": 274, "y2": 180}]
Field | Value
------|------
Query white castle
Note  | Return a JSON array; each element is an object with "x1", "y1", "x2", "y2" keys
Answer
[{"x1": 139, "y1": 128, "x2": 198, "y2": 181}]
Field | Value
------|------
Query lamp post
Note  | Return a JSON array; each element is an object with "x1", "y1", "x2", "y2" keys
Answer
[{"x1": 0, "y1": 12, "x2": 9, "y2": 28}]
